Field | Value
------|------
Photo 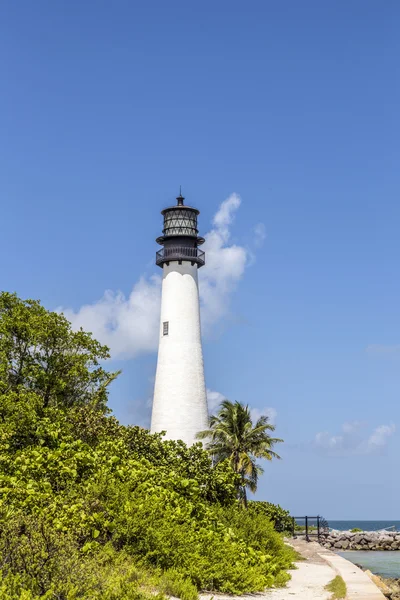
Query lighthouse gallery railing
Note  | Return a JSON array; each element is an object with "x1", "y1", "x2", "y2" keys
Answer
[{"x1": 156, "y1": 246, "x2": 205, "y2": 267}]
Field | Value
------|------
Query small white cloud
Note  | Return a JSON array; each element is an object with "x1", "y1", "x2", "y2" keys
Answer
[
  {"x1": 212, "y1": 193, "x2": 241, "y2": 231},
  {"x1": 200, "y1": 194, "x2": 248, "y2": 330},
  {"x1": 314, "y1": 421, "x2": 396, "y2": 456},
  {"x1": 367, "y1": 424, "x2": 396, "y2": 449},
  {"x1": 250, "y1": 406, "x2": 277, "y2": 425},
  {"x1": 315, "y1": 431, "x2": 344, "y2": 449},
  {"x1": 60, "y1": 275, "x2": 161, "y2": 359},
  {"x1": 254, "y1": 222, "x2": 266, "y2": 248},
  {"x1": 342, "y1": 420, "x2": 364, "y2": 434},
  {"x1": 206, "y1": 389, "x2": 226, "y2": 413}
]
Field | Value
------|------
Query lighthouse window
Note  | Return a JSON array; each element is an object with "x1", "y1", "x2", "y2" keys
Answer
[
  {"x1": 163, "y1": 321, "x2": 169, "y2": 336},
  {"x1": 163, "y1": 209, "x2": 198, "y2": 236}
]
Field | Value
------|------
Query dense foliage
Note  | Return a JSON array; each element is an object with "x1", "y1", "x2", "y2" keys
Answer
[
  {"x1": 0, "y1": 293, "x2": 295, "y2": 599},
  {"x1": 249, "y1": 501, "x2": 293, "y2": 533},
  {"x1": 197, "y1": 399, "x2": 282, "y2": 505}
]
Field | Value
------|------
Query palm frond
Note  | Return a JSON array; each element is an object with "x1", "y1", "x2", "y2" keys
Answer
[{"x1": 202, "y1": 399, "x2": 283, "y2": 499}]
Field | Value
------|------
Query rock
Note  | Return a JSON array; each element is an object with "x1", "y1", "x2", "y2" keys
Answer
[
  {"x1": 384, "y1": 541, "x2": 393, "y2": 549},
  {"x1": 365, "y1": 570, "x2": 392, "y2": 597},
  {"x1": 387, "y1": 579, "x2": 400, "y2": 593},
  {"x1": 364, "y1": 536, "x2": 373, "y2": 544},
  {"x1": 379, "y1": 536, "x2": 393, "y2": 544},
  {"x1": 317, "y1": 529, "x2": 400, "y2": 552},
  {"x1": 354, "y1": 534, "x2": 363, "y2": 543}
]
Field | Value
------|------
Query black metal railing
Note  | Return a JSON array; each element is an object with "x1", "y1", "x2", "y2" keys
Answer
[
  {"x1": 292, "y1": 516, "x2": 329, "y2": 541},
  {"x1": 156, "y1": 246, "x2": 205, "y2": 268}
]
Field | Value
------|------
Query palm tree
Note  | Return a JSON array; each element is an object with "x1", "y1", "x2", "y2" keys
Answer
[{"x1": 197, "y1": 400, "x2": 283, "y2": 507}]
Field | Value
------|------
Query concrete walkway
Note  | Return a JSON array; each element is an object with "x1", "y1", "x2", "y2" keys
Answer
[
  {"x1": 264, "y1": 539, "x2": 336, "y2": 599},
  {"x1": 319, "y1": 550, "x2": 386, "y2": 599}
]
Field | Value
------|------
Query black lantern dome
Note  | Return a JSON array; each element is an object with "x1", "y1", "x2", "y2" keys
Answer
[{"x1": 156, "y1": 191, "x2": 205, "y2": 268}]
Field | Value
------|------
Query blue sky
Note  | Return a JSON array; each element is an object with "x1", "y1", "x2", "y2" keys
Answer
[{"x1": 1, "y1": 1, "x2": 399, "y2": 519}]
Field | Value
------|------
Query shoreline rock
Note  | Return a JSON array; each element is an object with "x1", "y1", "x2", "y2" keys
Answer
[
  {"x1": 358, "y1": 566, "x2": 400, "y2": 599},
  {"x1": 317, "y1": 530, "x2": 400, "y2": 551}
]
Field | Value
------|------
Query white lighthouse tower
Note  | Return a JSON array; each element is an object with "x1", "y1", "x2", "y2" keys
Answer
[{"x1": 151, "y1": 191, "x2": 208, "y2": 446}]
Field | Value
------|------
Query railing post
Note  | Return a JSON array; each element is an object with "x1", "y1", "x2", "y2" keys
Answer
[
  {"x1": 317, "y1": 515, "x2": 320, "y2": 539},
  {"x1": 305, "y1": 516, "x2": 308, "y2": 541},
  {"x1": 292, "y1": 517, "x2": 295, "y2": 538}
]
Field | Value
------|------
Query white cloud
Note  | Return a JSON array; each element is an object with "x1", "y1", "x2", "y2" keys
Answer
[
  {"x1": 315, "y1": 431, "x2": 345, "y2": 450},
  {"x1": 342, "y1": 420, "x2": 365, "y2": 434},
  {"x1": 60, "y1": 193, "x2": 255, "y2": 359},
  {"x1": 212, "y1": 193, "x2": 241, "y2": 230},
  {"x1": 61, "y1": 275, "x2": 161, "y2": 359},
  {"x1": 250, "y1": 406, "x2": 277, "y2": 425},
  {"x1": 254, "y1": 223, "x2": 266, "y2": 248},
  {"x1": 206, "y1": 389, "x2": 226, "y2": 413},
  {"x1": 367, "y1": 424, "x2": 396, "y2": 449},
  {"x1": 200, "y1": 194, "x2": 248, "y2": 330},
  {"x1": 314, "y1": 421, "x2": 396, "y2": 456}
]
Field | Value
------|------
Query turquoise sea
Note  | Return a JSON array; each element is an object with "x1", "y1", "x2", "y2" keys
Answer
[
  {"x1": 339, "y1": 551, "x2": 400, "y2": 579},
  {"x1": 329, "y1": 522, "x2": 400, "y2": 578}
]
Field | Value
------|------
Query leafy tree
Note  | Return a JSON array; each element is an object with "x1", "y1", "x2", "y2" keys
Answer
[
  {"x1": 197, "y1": 400, "x2": 282, "y2": 506},
  {"x1": 0, "y1": 292, "x2": 119, "y2": 411}
]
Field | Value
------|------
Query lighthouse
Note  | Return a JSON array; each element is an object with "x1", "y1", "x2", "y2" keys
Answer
[{"x1": 151, "y1": 191, "x2": 209, "y2": 446}]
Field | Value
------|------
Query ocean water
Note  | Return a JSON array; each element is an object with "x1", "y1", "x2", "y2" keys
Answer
[
  {"x1": 339, "y1": 551, "x2": 400, "y2": 578},
  {"x1": 329, "y1": 521, "x2": 400, "y2": 532},
  {"x1": 330, "y1": 521, "x2": 400, "y2": 578}
]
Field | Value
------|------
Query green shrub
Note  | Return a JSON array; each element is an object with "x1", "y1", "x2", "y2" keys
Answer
[
  {"x1": 158, "y1": 570, "x2": 198, "y2": 600},
  {"x1": 248, "y1": 500, "x2": 293, "y2": 532},
  {"x1": 0, "y1": 408, "x2": 293, "y2": 595},
  {"x1": 218, "y1": 505, "x2": 295, "y2": 585},
  {"x1": 350, "y1": 527, "x2": 363, "y2": 533},
  {"x1": 111, "y1": 482, "x2": 278, "y2": 593},
  {"x1": 0, "y1": 516, "x2": 163, "y2": 599},
  {"x1": 0, "y1": 292, "x2": 293, "y2": 597}
]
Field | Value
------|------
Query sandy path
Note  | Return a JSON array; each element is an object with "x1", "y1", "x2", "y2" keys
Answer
[
  {"x1": 264, "y1": 560, "x2": 335, "y2": 599},
  {"x1": 266, "y1": 539, "x2": 335, "y2": 599}
]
